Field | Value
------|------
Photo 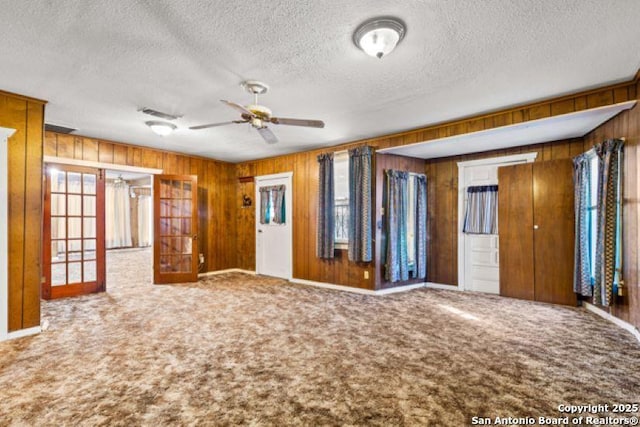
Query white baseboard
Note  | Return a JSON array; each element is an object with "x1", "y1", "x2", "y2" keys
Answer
[
  {"x1": 584, "y1": 302, "x2": 640, "y2": 344},
  {"x1": 425, "y1": 282, "x2": 461, "y2": 291},
  {"x1": 376, "y1": 283, "x2": 426, "y2": 295},
  {"x1": 290, "y1": 278, "x2": 426, "y2": 296},
  {"x1": 1, "y1": 326, "x2": 41, "y2": 342},
  {"x1": 199, "y1": 269, "x2": 256, "y2": 277}
]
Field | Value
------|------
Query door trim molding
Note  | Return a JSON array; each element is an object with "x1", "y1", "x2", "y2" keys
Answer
[
  {"x1": 0, "y1": 127, "x2": 15, "y2": 341},
  {"x1": 457, "y1": 152, "x2": 537, "y2": 291},
  {"x1": 43, "y1": 155, "x2": 163, "y2": 175},
  {"x1": 255, "y1": 172, "x2": 293, "y2": 280}
]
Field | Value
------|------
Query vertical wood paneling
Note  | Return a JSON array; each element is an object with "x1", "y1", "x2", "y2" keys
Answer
[
  {"x1": 22, "y1": 102, "x2": 43, "y2": 327},
  {"x1": 5, "y1": 96, "x2": 27, "y2": 331},
  {"x1": 1, "y1": 91, "x2": 45, "y2": 332},
  {"x1": 45, "y1": 131, "x2": 237, "y2": 275}
]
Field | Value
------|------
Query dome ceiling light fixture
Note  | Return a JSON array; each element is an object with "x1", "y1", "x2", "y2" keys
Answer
[
  {"x1": 146, "y1": 120, "x2": 177, "y2": 136},
  {"x1": 353, "y1": 17, "x2": 406, "y2": 59}
]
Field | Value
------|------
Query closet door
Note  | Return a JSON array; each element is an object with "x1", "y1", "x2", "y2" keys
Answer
[
  {"x1": 498, "y1": 163, "x2": 535, "y2": 300},
  {"x1": 533, "y1": 159, "x2": 576, "y2": 306}
]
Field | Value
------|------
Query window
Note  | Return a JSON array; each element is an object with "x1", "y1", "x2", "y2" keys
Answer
[
  {"x1": 586, "y1": 153, "x2": 622, "y2": 287},
  {"x1": 334, "y1": 151, "x2": 349, "y2": 248},
  {"x1": 406, "y1": 175, "x2": 416, "y2": 267}
]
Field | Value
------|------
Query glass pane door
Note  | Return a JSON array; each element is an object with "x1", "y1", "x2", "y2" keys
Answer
[
  {"x1": 43, "y1": 164, "x2": 105, "y2": 299},
  {"x1": 153, "y1": 175, "x2": 198, "y2": 284}
]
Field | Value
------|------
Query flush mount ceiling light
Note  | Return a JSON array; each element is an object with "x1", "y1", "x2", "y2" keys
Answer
[
  {"x1": 353, "y1": 17, "x2": 406, "y2": 59},
  {"x1": 146, "y1": 120, "x2": 176, "y2": 136}
]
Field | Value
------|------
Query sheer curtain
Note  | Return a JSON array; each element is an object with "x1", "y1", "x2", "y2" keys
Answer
[
  {"x1": 137, "y1": 195, "x2": 152, "y2": 247},
  {"x1": 106, "y1": 181, "x2": 132, "y2": 248}
]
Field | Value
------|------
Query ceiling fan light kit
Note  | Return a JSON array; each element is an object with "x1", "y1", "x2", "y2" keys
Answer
[
  {"x1": 354, "y1": 17, "x2": 406, "y2": 59},
  {"x1": 189, "y1": 80, "x2": 325, "y2": 144},
  {"x1": 146, "y1": 120, "x2": 176, "y2": 136}
]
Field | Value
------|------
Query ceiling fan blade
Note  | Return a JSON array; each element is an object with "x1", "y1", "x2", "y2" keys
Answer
[
  {"x1": 189, "y1": 120, "x2": 246, "y2": 130},
  {"x1": 221, "y1": 100, "x2": 255, "y2": 117},
  {"x1": 256, "y1": 127, "x2": 278, "y2": 144},
  {"x1": 270, "y1": 117, "x2": 325, "y2": 128}
]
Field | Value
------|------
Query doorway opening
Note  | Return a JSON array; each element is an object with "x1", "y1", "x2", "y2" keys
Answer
[
  {"x1": 457, "y1": 153, "x2": 537, "y2": 294},
  {"x1": 104, "y1": 170, "x2": 154, "y2": 291}
]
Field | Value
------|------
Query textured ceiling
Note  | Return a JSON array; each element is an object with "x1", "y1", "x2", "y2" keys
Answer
[{"x1": 1, "y1": 0, "x2": 639, "y2": 163}]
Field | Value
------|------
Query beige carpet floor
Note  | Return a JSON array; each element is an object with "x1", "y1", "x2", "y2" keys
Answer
[{"x1": 1, "y1": 248, "x2": 639, "y2": 426}]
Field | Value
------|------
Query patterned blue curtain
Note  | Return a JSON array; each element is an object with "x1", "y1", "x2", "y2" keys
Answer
[
  {"x1": 463, "y1": 186, "x2": 498, "y2": 234},
  {"x1": 414, "y1": 174, "x2": 427, "y2": 280},
  {"x1": 573, "y1": 154, "x2": 592, "y2": 296},
  {"x1": 593, "y1": 139, "x2": 624, "y2": 307},
  {"x1": 385, "y1": 170, "x2": 409, "y2": 282},
  {"x1": 317, "y1": 153, "x2": 335, "y2": 259},
  {"x1": 348, "y1": 146, "x2": 373, "y2": 262},
  {"x1": 259, "y1": 187, "x2": 271, "y2": 224},
  {"x1": 271, "y1": 185, "x2": 286, "y2": 224}
]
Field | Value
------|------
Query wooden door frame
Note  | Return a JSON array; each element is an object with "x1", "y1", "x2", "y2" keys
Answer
[
  {"x1": 0, "y1": 127, "x2": 16, "y2": 341},
  {"x1": 254, "y1": 172, "x2": 293, "y2": 280},
  {"x1": 456, "y1": 152, "x2": 538, "y2": 291}
]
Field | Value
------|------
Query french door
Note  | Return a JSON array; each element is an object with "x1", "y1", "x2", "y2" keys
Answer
[
  {"x1": 43, "y1": 164, "x2": 105, "y2": 299},
  {"x1": 153, "y1": 175, "x2": 198, "y2": 284}
]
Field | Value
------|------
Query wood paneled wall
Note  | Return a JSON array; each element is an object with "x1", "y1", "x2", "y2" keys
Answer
[
  {"x1": 0, "y1": 90, "x2": 45, "y2": 332},
  {"x1": 424, "y1": 137, "x2": 587, "y2": 286},
  {"x1": 44, "y1": 132, "x2": 237, "y2": 273},
  {"x1": 584, "y1": 84, "x2": 640, "y2": 329},
  {"x1": 235, "y1": 74, "x2": 639, "y2": 291},
  {"x1": 236, "y1": 149, "x2": 375, "y2": 289},
  {"x1": 375, "y1": 154, "x2": 427, "y2": 290}
]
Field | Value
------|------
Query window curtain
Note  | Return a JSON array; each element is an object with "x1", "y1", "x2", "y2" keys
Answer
[
  {"x1": 259, "y1": 185, "x2": 286, "y2": 225},
  {"x1": 385, "y1": 170, "x2": 409, "y2": 282},
  {"x1": 271, "y1": 185, "x2": 286, "y2": 224},
  {"x1": 259, "y1": 187, "x2": 271, "y2": 224},
  {"x1": 317, "y1": 153, "x2": 335, "y2": 259},
  {"x1": 414, "y1": 174, "x2": 428, "y2": 280},
  {"x1": 106, "y1": 181, "x2": 132, "y2": 248},
  {"x1": 573, "y1": 154, "x2": 592, "y2": 297},
  {"x1": 137, "y1": 195, "x2": 152, "y2": 247},
  {"x1": 462, "y1": 186, "x2": 498, "y2": 234},
  {"x1": 348, "y1": 146, "x2": 373, "y2": 262},
  {"x1": 593, "y1": 138, "x2": 624, "y2": 307},
  {"x1": 384, "y1": 171, "x2": 427, "y2": 282}
]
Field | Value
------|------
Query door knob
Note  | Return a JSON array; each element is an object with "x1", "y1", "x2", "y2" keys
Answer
[{"x1": 533, "y1": 225, "x2": 539, "y2": 230}]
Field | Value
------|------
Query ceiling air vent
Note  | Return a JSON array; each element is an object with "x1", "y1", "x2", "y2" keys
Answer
[
  {"x1": 139, "y1": 108, "x2": 181, "y2": 121},
  {"x1": 45, "y1": 123, "x2": 76, "y2": 134}
]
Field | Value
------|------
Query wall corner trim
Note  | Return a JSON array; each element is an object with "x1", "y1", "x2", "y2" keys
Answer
[
  {"x1": 584, "y1": 302, "x2": 640, "y2": 344},
  {"x1": 2, "y1": 326, "x2": 41, "y2": 342}
]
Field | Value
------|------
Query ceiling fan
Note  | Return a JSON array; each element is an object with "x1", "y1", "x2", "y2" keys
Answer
[{"x1": 189, "y1": 81, "x2": 325, "y2": 144}]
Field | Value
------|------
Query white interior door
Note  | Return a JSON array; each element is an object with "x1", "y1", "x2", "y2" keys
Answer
[
  {"x1": 255, "y1": 173, "x2": 293, "y2": 279},
  {"x1": 462, "y1": 165, "x2": 500, "y2": 294}
]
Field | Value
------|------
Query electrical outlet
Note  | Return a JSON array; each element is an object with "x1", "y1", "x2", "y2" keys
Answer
[
  {"x1": 199, "y1": 253, "x2": 204, "y2": 264},
  {"x1": 364, "y1": 271, "x2": 369, "y2": 279}
]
